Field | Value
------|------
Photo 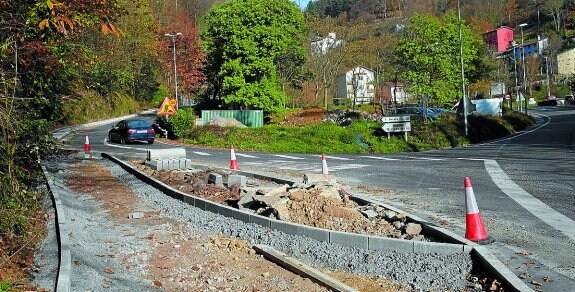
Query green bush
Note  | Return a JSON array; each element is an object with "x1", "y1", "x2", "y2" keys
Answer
[{"x1": 169, "y1": 108, "x2": 196, "y2": 138}]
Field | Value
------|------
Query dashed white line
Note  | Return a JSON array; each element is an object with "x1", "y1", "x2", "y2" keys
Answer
[
  {"x1": 103, "y1": 140, "x2": 149, "y2": 151},
  {"x1": 406, "y1": 156, "x2": 444, "y2": 161},
  {"x1": 360, "y1": 156, "x2": 399, "y2": 161},
  {"x1": 192, "y1": 151, "x2": 211, "y2": 156},
  {"x1": 321, "y1": 155, "x2": 353, "y2": 161},
  {"x1": 484, "y1": 159, "x2": 575, "y2": 241},
  {"x1": 272, "y1": 154, "x2": 305, "y2": 160},
  {"x1": 234, "y1": 153, "x2": 259, "y2": 158}
]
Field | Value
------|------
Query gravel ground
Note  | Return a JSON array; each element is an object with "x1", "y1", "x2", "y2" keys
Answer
[{"x1": 32, "y1": 156, "x2": 474, "y2": 291}]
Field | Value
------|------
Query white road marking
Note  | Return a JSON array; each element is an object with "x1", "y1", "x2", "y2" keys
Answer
[
  {"x1": 456, "y1": 158, "x2": 486, "y2": 161},
  {"x1": 321, "y1": 155, "x2": 353, "y2": 161},
  {"x1": 329, "y1": 164, "x2": 369, "y2": 171},
  {"x1": 242, "y1": 162, "x2": 265, "y2": 165},
  {"x1": 235, "y1": 153, "x2": 259, "y2": 158},
  {"x1": 407, "y1": 156, "x2": 444, "y2": 161},
  {"x1": 484, "y1": 159, "x2": 575, "y2": 241},
  {"x1": 478, "y1": 113, "x2": 550, "y2": 145},
  {"x1": 103, "y1": 140, "x2": 149, "y2": 151},
  {"x1": 360, "y1": 156, "x2": 399, "y2": 161},
  {"x1": 272, "y1": 154, "x2": 305, "y2": 160},
  {"x1": 192, "y1": 151, "x2": 211, "y2": 156}
]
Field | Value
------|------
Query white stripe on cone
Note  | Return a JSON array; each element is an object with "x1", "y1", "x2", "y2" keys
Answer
[
  {"x1": 465, "y1": 186, "x2": 479, "y2": 214},
  {"x1": 230, "y1": 145, "x2": 239, "y2": 170},
  {"x1": 321, "y1": 153, "x2": 329, "y2": 175}
]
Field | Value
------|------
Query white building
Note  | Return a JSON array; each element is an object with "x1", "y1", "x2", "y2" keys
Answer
[
  {"x1": 557, "y1": 48, "x2": 575, "y2": 76},
  {"x1": 310, "y1": 32, "x2": 343, "y2": 55},
  {"x1": 335, "y1": 66, "x2": 375, "y2": 105}
]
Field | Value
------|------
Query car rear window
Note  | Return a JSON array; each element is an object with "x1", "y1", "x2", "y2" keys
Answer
[{"x1": 127, "y1": 120, "x2": 150, "y2": 128}]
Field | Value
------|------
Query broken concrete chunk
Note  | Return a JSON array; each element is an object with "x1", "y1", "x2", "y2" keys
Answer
[
  {"x1": 269, "y1": 198, "x2": 290, "y2": 221},
  {"x1": 255, "y1": 185, "x2": 288, "y2": 197},
  {"x1": 253, "y1": 194, "x2": 282, "y2": 207},
  {"x1": 318, "y1": 187, "x2": 341, "y2": 201},
  {"x1": 360, "y1": 209, "x2": 379, "y2": 219},
  {"x1": 302, "y1": 173, "x2": 336, "y2": 185},
  {"x1": 405, "y1": 223, "x2": 422, "y2": 235},
  {"x1": 383, "y1": 210, "x2": 397, "y2": 220}
]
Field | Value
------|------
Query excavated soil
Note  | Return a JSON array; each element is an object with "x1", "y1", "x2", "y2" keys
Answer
[{"x1": 131, "y1": 162, "x2": 425, "y2": 240}]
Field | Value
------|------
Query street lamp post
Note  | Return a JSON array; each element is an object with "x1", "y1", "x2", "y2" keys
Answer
[
  {"x1": 165, "y1": 32, "x2": 182, "y2": 110},
  {"x1": 544, "y1": 56, "x2": 551, "y2": 97},
  {"x1": 457, "y1": 0, "x2": 468, "y2": 136},
  {"x1": 512, "y1": 43, "x2": 519, "y2": 111},
  {"x1": 519, "y1": 23, "x2": 528, "y2": 114}
]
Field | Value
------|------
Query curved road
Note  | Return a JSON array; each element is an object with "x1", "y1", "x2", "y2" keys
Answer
[{"x1": 64, "y1": 106, "x2": 575, "y2": 290}]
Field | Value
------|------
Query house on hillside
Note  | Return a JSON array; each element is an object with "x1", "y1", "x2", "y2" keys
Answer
[
  {"x1": 501, "y1": 36, "x2": 548, "y2": 60},
  {"x1": 557, "y1": 48, "x2": 575, "y2": 76},
  {"x1": 310, "y1": 32, "x2": 343, "y2": 55},
  {"x1": 484, "y1": 26, "x2": 514, "y2": 53},
  {"x1": 335, "y1": 66, "x2": 375, "y2": 105},
  {"x1": 377, "y1": 82, "x2": 409, "y2": 105}
]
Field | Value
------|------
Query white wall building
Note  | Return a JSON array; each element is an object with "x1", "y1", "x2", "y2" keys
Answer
[
  {"x1": 557, "y1": 48, "x2": 575, "y2": 76},
  {"x1": 310, "y1": 32, "x2": 343, "y2": 55},
  {"x1": 335, "y1": 66, "x2": 375, "y2": 105}
]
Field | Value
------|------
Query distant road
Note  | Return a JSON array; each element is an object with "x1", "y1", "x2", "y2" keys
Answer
[{"x1": 67, "y1": 106, "x2": 575, "y2": 290}]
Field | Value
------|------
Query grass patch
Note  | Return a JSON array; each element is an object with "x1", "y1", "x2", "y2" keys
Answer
[
  {"x1": 63, "y1": 88, "x2": 141, "y2": 124},
  {"x1": 180, "y1": 111, "x2": 534, "y2": 154}
]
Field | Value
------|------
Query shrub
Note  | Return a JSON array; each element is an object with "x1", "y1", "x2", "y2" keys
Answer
[{"x1": 168, "y1": 108, "x2": 196, "y2": 138}]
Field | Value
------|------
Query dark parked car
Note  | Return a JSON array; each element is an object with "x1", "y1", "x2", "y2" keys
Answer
[
  {"x1": 394, "y1": 107, "x2": 439, "y2": 120},
  {"x1": 108, "y1": 119, "x2": 155, "y2": 144},
  {"x1": 565, "y1": 95, "x2": 574, "y2": 105}
]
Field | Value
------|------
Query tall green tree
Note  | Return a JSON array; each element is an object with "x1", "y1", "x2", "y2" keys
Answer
[
  {"x1": 201, "y1": 0, "x2": 306, "y2": 112},
  {"x1": 394, "y1": 12, "x2": 483, "y2": 105}
]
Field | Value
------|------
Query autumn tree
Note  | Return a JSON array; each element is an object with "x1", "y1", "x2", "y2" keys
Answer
[
  {"x1": 160, "y1": 13, "x2": 205, "y2": 100},
  {"x1": 201, "y1": 0, "x2": 306, "y2": 112}
]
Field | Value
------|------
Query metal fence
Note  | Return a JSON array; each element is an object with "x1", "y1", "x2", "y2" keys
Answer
[{"x1": 201, "y1": 110, "x2": 264, "y2": 127}]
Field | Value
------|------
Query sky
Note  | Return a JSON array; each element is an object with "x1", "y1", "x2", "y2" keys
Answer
[{"x1": 291, "y1": 0, "x2": 310, "y2": 9}]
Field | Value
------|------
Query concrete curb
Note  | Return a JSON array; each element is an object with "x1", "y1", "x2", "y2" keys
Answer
[
  {"x1": 253, "y1": 245, "x2": 358, "y2": 292},
  {"x1": 40, "y1": 165, "x2": 71, "y2": 292}
]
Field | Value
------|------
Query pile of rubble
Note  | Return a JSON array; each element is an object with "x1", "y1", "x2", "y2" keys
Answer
[
  {"x1": 323, "y1": 109, "x2": 383, "y2": 126},
  {"x1": 132, "y1": 162, "x2": 425, "y2": 241}
]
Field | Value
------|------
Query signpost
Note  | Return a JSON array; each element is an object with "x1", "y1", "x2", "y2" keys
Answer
[{"x1": 381, "y1": 116, "x2": 411, "y2": 141}]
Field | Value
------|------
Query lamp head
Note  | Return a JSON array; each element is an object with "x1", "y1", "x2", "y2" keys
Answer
[{"x1": 519, "y1": 23, "x2": 528, "y2": 28}]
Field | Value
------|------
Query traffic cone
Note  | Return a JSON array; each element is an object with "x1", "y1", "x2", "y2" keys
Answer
[
  {"x1": 230, "y1": 144, "x2": 239, "y2": 171},
  {"x1": 84, "y1": 133, "x2": 91, "y2": 159},
  {"x1": 321, "y1": 154, "x2": 329, "y2": 175},
  {"x1": 464, "y1": 177, "x2": 493, "y2": 244}
]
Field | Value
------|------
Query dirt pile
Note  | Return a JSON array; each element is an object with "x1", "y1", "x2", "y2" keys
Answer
[
  {"x1": 280, "y1": 108, "x2": 325, "y2": 126},
  {"x1": 131, "y1": 161, "x2": 425, "y2": 241}
]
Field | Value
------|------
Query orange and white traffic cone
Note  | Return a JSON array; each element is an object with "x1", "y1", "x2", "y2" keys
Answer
[
  {"x1": 321, "y1": 154, "x2": 329, "y2": 175},
  {"x1": 464, "y1": 177, "x2": 493, "y2": 244},
  {"x1": 84, "y1": 133, "x2": 91, "y2": 159},
  {"x1": 230, "y1": 144, "x2": 239, "y2": 171}
]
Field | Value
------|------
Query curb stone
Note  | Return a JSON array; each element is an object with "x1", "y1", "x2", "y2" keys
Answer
[{"x1": 40, "y1": 166, "x2": 71, "y2": 292}]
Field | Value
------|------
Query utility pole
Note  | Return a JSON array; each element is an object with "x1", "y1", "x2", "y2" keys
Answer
[
  {"x1": 519, "y1": 23, "x2": 528, "y2": 114},
  {"x1": 513, "y1": 44, "x2": 519, "y2": 111},
  {"x1": 457, "y1": 0, "x2": 468, "y2": 136},
  {"x1": 164, "y1": 32, "x2": 182, "y2": 110},
  {"x1": 545, "y1": 56, "x2": 551, "y2": 98}
]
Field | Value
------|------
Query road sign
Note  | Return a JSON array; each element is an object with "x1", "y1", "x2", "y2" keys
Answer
[
  {"x1": 169, "y1": 97, "x2": 178, "y2": 107},
  {"x1": 382, "y1": 122, "x2": 411, "y2": 132},
  {"x1": 157, "y1": 97, "x2": 177, "y2": 115},
  {"x1": 381, "y1": 116, "x2": 410, "y2": 123}
]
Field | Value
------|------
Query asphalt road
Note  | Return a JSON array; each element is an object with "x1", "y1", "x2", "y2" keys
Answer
[{"x1": 64, "y1": 106, "x2": 575, "y2": 290}]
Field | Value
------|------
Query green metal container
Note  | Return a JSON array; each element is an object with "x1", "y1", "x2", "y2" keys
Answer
[{"x1": 201, "y1": 110, "x2": 264, "y2": 127}]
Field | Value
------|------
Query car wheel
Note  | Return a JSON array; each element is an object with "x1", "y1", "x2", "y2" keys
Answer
[
  {"x1": 120, "y1": 136, "x2": 126, "y2": 144},
  {"x1": 108, "y1": 134, "x2": 113, "y2": 143},
  {"x1": 148, "y1": 139, "x2": 154, "y2": 145}
]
